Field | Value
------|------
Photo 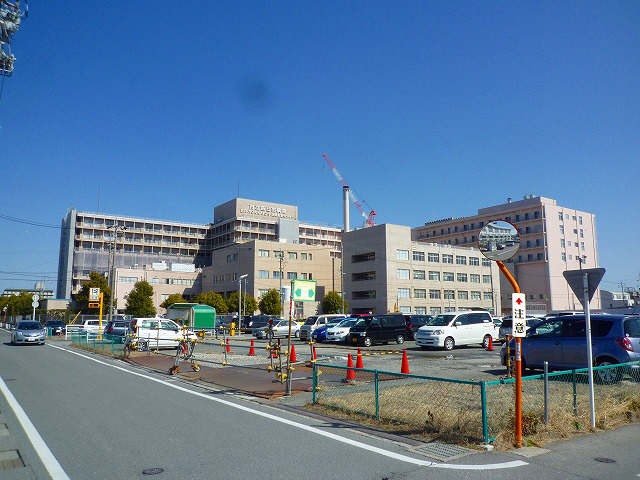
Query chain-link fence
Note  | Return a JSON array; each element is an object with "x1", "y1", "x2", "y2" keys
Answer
[
  {"x1": 311, "y1": 361, "x2": 640, "y2": 445},
  {"x1": 70, "y1": 332, "x2": 127, "y2": 356}
]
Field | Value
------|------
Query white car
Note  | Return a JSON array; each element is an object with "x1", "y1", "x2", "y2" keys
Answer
[
  {"x1": 76, "y1": 318, "x2": 105, "y2": 334},
  {"x1": 132, "y1": 318, "x2": 196, "y2": 349},
  {"x1": 325, "y1": 318, "x2": 359, "y2": 342},
  {"x1": 253, "y1": 320, "x2": 301, "y2": 339},
  {"x1": 414, "y1": 311, "x2": 498, "y2": 351}
]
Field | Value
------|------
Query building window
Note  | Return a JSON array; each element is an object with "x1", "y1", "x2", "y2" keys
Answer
[
  {"x1": 415, "y1": 307, "x2": 427, "y2": 315},
  {"x1": 442, "y1": 254, "x2": 453, "y2": 264},
  {"x1": 558, "y1": 212, "x2": 563, "y2": 220},
  {"x1": 227, "y1": 253, "x2": 238, "y2": 262},
  {"x1": 534, "y1": 211, "x2": 540, "y2": 219},
  {"x1": 581, "y1": 242, "x2": 585, "y2": 251},
  {"x1": 469, "y1": 257, "x2": 479, "y2": 266},
  {"x1": 515, "y1": 214, "x2": 520, "y2": 222},
  {"x1": 524, "y1": 213, "x2": 530, "y2": 220},
  {"x1": 458, "y1": 291, "x2": 469, "y2": 300},
  {"x1": 352, "y1": 252, "x2": 375, "y2": 263},
  {"x1": 580, "y1": 229, "x2": 584, "y2": 238},
  {"x1": 561, "y1": 253, "x2": 566, "y2": 261},
  {"x1": 273, "y1": 271, "x2": 282, "y2": 279},
  {"x1": 413, "y1": 270, "x2": 426, "y2": 280},
  {"x1": 456, "y1": 256, "x2": 467, "y2": 265},
  {"x1": 579, "y1": 216, "x2": 583, "y2": 225},
  {"x1": 428, "y1": 253, "x2": 440, "y2": 262},
  {"x1": 287, "y1": 272, "x2": 297, "y2": 280},
  {"x1": 429, "y1": 271, "x2": 440, "y2": 281},
  {"x1": 258, "y1": 270, "x2": 269, "y2": 279},
  {"x1": 430, "y1": 307, "x2": 442, "y2": 315},
  {"x1": 527, "y1": 254, "x2": 533, "y2": 261},
  {"x1": 470, "y1": 274, "x2": 480, "y2": 283},
  {"x1": 414, "y1": 288, "x2": 427, "y2": 299},
  {"x1": 397, "y1": 269, "x2": 410, "y2": 280},
  {"x1": 483, "y1": 275, "x2": 492, "y2": 284},
  {"x1": 443, "y1": 289, "x2": 455, "y2": 300},
  {"x1": 413, "y1": 251, "x2": 425, "y2": 261},
  {"x1": 429, "y1": 289, "x2": 441, "y2": 299},
  {"x1": 300, "y1": 273, "x2": 308, "y2": 280},
  {"x1": 398, "y1": 306, "x2": 411, "y2": 314},
  {"x1": 301, "y1": 253, "x2": 308, "y2": 260},
  {"x1": 397, "y1": 249, "x2": 409, "y2": 260},
  {"x1": 258, "y1": 289, "x2": 269, "y2": 297},
  {"x1": 560, "y1": 225, "x2": 564, "y2": 234},
  {"x1": 572, "y1": 215, "x2": 576, "y2": 221},
  {"x1": 537, "y1": 253, "x2": 543, "y2": 261},
  {"x1": 483, "y1": 292, "x2": 492, "y2": 301},
  {"x1": 443, "y1": 272, "x2": 454, "y2": 282},
  {"x1": 482, "y1": 258, "x2": 491, "y2": 267},
  {"x1": 397, "y1": 288, "x2": 410, "y2": 299},
  {"x1": 560, "y1": 239, "x2": 565, "y2": 248},
  {"x1": 288, "y1": 252, "x2": 297, "y2": 260},
  {"x1": 258, "y1": 249, "x2": 270, "y2": 257},
  {"x1": 566, "y1": 214, "x2": 569, "y2": 219},
  {"x1": 457, "y1": 273, "x2": 468, "y2": 282}
]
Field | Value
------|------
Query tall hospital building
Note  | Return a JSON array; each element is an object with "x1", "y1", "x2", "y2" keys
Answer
[{"x1": 412, "y1": 196, "x2": 600, "y2": 313}]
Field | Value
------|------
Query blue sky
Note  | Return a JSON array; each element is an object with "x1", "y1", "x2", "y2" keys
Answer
[{"x1": 1, "y1": 1, "x2": 638, "y2": 296}]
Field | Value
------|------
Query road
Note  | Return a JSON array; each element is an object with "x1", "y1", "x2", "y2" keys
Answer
[{"x1": 1, "y1": 328, "x2": 639, "y2": 480}]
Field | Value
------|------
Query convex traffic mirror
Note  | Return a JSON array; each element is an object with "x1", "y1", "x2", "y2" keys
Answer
[{"x1": 478, "y1": 220, "x2": 520, "y2": 262}]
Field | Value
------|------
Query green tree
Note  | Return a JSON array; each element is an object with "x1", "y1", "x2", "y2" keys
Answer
[
  {"x1": 125, "y1": 281, "x2": 156, "y2": 317},
  {"x1": 5, "y1": 292, "x2": 34, "y2": 316},
  {"x1": 322, "y1": 291, "x2": 348, "y2": 314},
  {"x1": 226, "y1": 291, "x2": 258, "y2": 315},
  {"x1": 160, "y1": 293, "x2": 186, "y2": 310},
  {"x1": 192, "y1": 291, "x2": 228, "y2": 314},
  {"x1": 258, "y1": 289, "x2": 281, "y2": 315},
  {"x1": 74, "y1": 272, "x2": 111, "y2": 313}
]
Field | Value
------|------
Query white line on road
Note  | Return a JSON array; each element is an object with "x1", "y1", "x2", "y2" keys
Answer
[
  {"x1": 49, "y1": 344, "x2": 527, "y2": 471},
  {"x1": 0, "y1": 375, "x2": 71, "y2": 480}
]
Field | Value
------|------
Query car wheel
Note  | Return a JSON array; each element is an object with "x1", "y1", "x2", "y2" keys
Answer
[
  {"x1": 443, "y1": 337, "x2": 455, "y2": 351},
  {"x1": 363, "y1": 337, "x2": 372, "y2": 347},
  {"x1": 594, "y1": 359, "x2": 622, "y2": 384},
  {"x1": 396, "y1": 335, "x2": 405, "y2": 345},
  {"x1": 482, "y1": 335, "x2": 491, "y2": 349},
  {"x1": 295, "y1": 330, "x2": 300, "y2": 338}
]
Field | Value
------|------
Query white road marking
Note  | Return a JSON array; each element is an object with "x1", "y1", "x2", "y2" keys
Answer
[
  {"x1": 49, "y1": 344, "x2": 528, "y2": 470},
  {"x1": 0, "y1": 375, "x2": 71, "y2": 479}
]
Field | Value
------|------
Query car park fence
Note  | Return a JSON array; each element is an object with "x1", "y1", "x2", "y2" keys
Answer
[
  {"x1": 311, "y1": 360, "x2": 640, "y2": 445},
  {"x1": 71, "y1": 332, "x2": 127, "y2": 355}
]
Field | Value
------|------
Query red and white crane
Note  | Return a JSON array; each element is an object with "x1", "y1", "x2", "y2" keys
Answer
[{"x1": 322, "y1": 153, "x2": 376, "y2": 227}]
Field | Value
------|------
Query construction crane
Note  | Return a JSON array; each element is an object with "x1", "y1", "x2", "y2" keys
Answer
[
  {"x1": 322, "y1": 153, "x2": 376, "y2": 227},
  {"x1": 0, "y1": 0, "x2": 28, "y2": 77}
]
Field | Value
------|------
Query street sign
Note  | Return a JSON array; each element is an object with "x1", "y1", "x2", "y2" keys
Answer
[
  {"x1": 563, "y1": 268, "x2": 605, "y2": 306},
  {"x1": 33, "y1": 294, "x2": 40, "y2": 301},
  {"x1": 89, "y1": 288, "x2": 101, "y2": 301},
  {"x1": 291, "y1": 279, "x2": 316, "y2": 302},
  {"x1": 512, "y1": 293, "x2": 526, "y2": 338},
  {"x1": 31, "y1": 301, "x2": 39, "y2": 308},
  {"x1": 88, "y1": 302, "x2": 100, "y2": 308}
]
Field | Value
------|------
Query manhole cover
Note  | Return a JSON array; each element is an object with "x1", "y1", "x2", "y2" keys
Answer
[
  {"x1": 413, "y1": 443, "x2": 475, "y2": 462},
  {"x1": 142, "y1": 467, "x2": 165, "y2": 475},
  {"x1": 594, "y1": 457, "x2": 616, "y2": 464}
]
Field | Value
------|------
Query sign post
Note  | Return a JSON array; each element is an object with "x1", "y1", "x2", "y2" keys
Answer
[
  {"x1": 563, "y1": 268, "x2": 605, "y2": 429},
  {"x1": 32, "y1": 294, "x2": 40, "y2": 321},
  {"x1": 89, "y1": 288, "x2": 104, "y2": 335}
]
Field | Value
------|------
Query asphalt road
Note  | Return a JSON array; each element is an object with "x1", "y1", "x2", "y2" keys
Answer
[{"x1": 1, "y1": 328, "x2": 639, "y2": 480}]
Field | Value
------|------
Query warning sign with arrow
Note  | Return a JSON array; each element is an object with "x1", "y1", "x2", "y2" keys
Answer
[
  {"x1": 291, "y1": 279, "x2": 316, "y2": 302},
  {"x1": 512, "y1": 293, "x2": 526, "y2": 337}
]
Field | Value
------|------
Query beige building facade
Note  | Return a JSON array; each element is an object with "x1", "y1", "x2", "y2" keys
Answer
[
  {"x1": 412, "y1": 196, "x2": 600, "y2": 314},
  {"x1": 344, "y1": 224, "x2": 501, "y2": 315}
]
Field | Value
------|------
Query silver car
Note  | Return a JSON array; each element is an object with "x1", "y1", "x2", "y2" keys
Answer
[{"x1": 11, "y1": 321, "x2": 46, "y2": 345}]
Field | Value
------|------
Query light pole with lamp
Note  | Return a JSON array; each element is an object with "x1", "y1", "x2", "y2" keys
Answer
[
  {"x1": 108, "y1": 224, "x2": 127, "y2": 325},
  {"x1": 238, "y1": 274, "x2": 248, "y2": 331}
]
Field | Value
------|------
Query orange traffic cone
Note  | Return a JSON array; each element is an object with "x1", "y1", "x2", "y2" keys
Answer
[
  {"x1": 345, "y1": 353, "x2": 356, "y2": 382},
  {"x1": 400, "y1": 349, "x2": 410, "y2": 374},
  {"x1": 290, "y1": 344, "x2": 297, "y2": 363},
  {"x1": 226, "y1": 338, "x2": 231, "y2": 353},
  {"x1": 248, "y1": 339, "x2": 256, "y2": 356},
  {"x1": 356, "y1": 348, "x2": 364, "y2": 369},
  {"x1": 487, "y1": 335, "x2": 494, "y2": 352}
]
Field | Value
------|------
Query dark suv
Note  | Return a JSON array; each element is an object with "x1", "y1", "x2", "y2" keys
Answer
[
  {"x1": 500, "y1": 314, "x2": 640, "y2": 381},
  {"x1": 347, "y1": 314, "x2": 409, "y2": 347},
  {"x1": 403, "y1": 314, "x2": 433, "y2": 340},
  {"x1": 44, "y1": 320, "x2": 66, "y2": 336},
  {"x1": 103, "y1": 320, "x2": 131, "y2": 338}
]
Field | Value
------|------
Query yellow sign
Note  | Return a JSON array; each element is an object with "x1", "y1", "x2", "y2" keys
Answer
[{"x1": 89, "y1": 302, "x2": 100, "y2": 308}]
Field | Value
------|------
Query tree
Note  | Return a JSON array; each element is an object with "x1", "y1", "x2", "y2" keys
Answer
[
  {"x1": 226, "y1": 291, "x2": 258, "y2": 315},
  {"x1": 192, "y1": 291, "x2": 228, "y2": 314},
  {"x1": 125, "y1": 281, "x2": 156, "y2": 317},
  {"x1": 5, "y1": 292, "x2": 33, "y2": 316},
  {"x1": 322, "y1": 291, "x2": 348, "y2": 314},
  {"x1": 74, "y1": 272, "x2": 111, "y2": 313},
  {"x1": 160, "y1": 293, "x2": 186, "y2": 310},
  {"x1": 258, "y1": 289, "x2": 281, "y2": 315}
]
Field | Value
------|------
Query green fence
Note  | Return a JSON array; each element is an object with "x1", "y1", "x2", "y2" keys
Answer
[
  {"x1": 71, "y1": 332, "x2": 127, "y2": 356},
  {"x1": 311, "y1": 361, "x2": 640, "y2": 444}
]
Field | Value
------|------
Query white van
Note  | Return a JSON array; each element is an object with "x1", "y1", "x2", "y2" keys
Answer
[
  {"x1": 132, "y1": 317, "x2": 196, "y2": 349},
  {"x1": 414, "y1": 311, "x2": 497, "y2": 351},
  {"x1": 299, "y1": 314, "x2": 346, "y2": 341}
]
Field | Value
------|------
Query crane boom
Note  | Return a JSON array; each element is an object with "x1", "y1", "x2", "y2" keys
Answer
[{"x1": 322, "y1": 153, "x2": 376, "y2": 227}]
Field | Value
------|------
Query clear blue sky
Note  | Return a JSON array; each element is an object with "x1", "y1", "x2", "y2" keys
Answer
[{"x1": 1, "y1": 1, "x2": 638, "y2": 296}]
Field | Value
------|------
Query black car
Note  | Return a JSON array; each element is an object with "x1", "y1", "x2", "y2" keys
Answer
[
  {"x1": 347, "y1": 313, "x2": 410, "y2": 347},
  {"x1": 44, "y1": 320, "x2": 66, "y2": 336},
  {"x1": 103, "y1": 320, "x2": 131, "y2": 337},
  {"x1": 403, "y1": 314, "x2": 433, "y2": 340}
]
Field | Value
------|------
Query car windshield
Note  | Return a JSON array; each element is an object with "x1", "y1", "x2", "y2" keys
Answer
[
  {"x1": 18, "y1": 322, "x2": 42, "y2": 330},
  {"x1": 426, "y1": 314, "x2": 455, "y2": 326},
  {"x1": 336, "y1": 319, "x2": 356, "y2": 328},
  {"x1": 410, "y1": 317, "x2": 429, "y2": 326},
  {"x1": 304, "y1": 317, "x2": 317, "y2": 326}
]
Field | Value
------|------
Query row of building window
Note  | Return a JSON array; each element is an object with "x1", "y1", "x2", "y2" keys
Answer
[
  {"x1": 397, "y1": 269, "x2": 492, "y2": 283},
  {"x1": 560, "y1": 239, "x2": 585, "y2": 250},
  {"x1": 396, "y1": 288, "x2": 491, "y2": 300},
  {"x1": 257, "y1": 271, "x2": 313, "y2": 280},
  {"x1": 558, "y1": 212, "x2": 583, "y2": 224},
  {"x1": 149, "y1": 277, "x2": 197, "y2": 285},
  {"x1": 401, "y1": 306, "x2": 464, "y2": 315},
  {"x1": 396, "y1": 250, "x2": 491, "y2": 267},
  {"x1": 256, "y1": 250, "x2": 314, "y2": 260}
]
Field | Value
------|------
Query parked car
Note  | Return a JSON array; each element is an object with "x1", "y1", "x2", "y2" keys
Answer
[
  {"x1": 75, "y1": 318, "x2": 106, "y2": 334},
  {"x1": 11, "y1": 321, "x2": 46, "y2": 345},
  {"x1": 132, "y1": 317, "x2": 196, "y2": 349},
  {"x1": 498, "y1": 316, "x2": 541, "y2": 341},
  {"x1": 44, "y1": 320, "x2": 66, "y2": 336},
  {"x1": 346, "y1": 313, "x2": 409, "y2": 347},
  {"x1": 325, "y1": 318, "x2": 360, "y2": 343},
  {"x1": 244, "y1": 315, "x2": 279, "y2": 331},
  {"x1": 103, "y1": 320, "x2": 131, "y2": 338},
  {"x1": 299, "y1": 314, "x2": 346, "y2": 341},
  {"x1": 253, "y1": 320, "x2": 301, "y2": 339},
  {"x1": 403, "y1": 314, "x2": 433, "y2": 340},
  {"x1": 491, "y1": 316, "x2": 505, "y2": 327},
  {"x1": 312, "y1": 318, "x2": 347, "y2": 342},
  {"x1": 414, "y1": 311, "x2": 497, "y2": 351},
  {"x1": 500, "y1": 314, "x2": 640, "y2": 382}
]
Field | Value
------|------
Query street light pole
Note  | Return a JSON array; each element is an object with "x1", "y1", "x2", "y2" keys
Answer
[{"x1": 108, "y1": 224, "x2": 126, "y2": 324}]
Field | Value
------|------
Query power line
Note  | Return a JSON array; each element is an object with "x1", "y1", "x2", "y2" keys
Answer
[{"x1": 0, "y1": 213, "x2": 60, "y2": 229}]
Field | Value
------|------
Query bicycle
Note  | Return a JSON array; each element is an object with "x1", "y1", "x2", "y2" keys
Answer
[{"x1": 169, "y1": 336, "x2": 200, "y2": 375}]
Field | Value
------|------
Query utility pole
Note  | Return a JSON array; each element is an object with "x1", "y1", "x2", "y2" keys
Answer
[
  {"x1": 279, "y1": 250, "x2": 284, "y2": 316},
  {"x1": 108, "y1": 224, "x2": 126, "y2": 324},
  {"x1": 341, "y1": 243, "x2": 345, "y2": 315}
]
